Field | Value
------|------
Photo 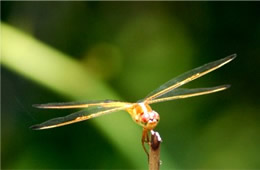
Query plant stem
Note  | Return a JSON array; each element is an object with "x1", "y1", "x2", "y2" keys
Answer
[{"x1": 149, "y1": 130, "x2": 162, "y2": 170}]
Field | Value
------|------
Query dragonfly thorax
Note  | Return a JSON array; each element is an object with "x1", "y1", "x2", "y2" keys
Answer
[{"x1": 127, "y1": 103, "x2": 160, "y2": 130}]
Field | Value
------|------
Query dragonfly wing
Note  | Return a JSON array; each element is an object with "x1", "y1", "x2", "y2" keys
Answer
[
  {"x1": 30, "y1": 106, "x2": 129, "y2": 130},
  {"x1": 147, "y1": 85, "x2": 230, "y2": 104},
  {"x1": 33, "y1": 100, "x2": 131, "y2": 109},
  {"x1": 144, "y1": 54, "x2": 236, "y2": 102}
]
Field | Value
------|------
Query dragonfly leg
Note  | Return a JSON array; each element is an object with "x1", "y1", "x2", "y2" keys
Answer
[{"x1": 142, "y1": 128, "x2": 150, "y2": 158}]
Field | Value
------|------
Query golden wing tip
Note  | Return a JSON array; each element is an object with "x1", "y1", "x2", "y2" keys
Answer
[
  {"x1": 30, "y1": 124, "x2": 42, "y2": 130},
  {"x1": 228, "y1": 53, "x2": 237, "y2": 61},
  {"x1": 32, "y1": 104, "x2": 46, "y2": 109},
  {"x1": 30, "y1": 124, "x2": 53, "y2": 130},
  {"x1": 222, "y1": 84, "x2": 231, "y2": 89},
  {"x1": 216, "y1": 84, "x2": 231, "y2": 91}
]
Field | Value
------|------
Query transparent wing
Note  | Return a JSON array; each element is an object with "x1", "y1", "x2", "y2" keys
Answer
[
  {"x1": 33, "y1": 100, "x2": 131, "y2": 109},
  {"x1": 144, "y1": 54, "x2": 236, "y2": 102},
  {"x1": 30, "y1": 105, "x2": 131, "y2": 130},
  {"x1": 147, "y1": 85, "x2": 230, "y2": 104}
]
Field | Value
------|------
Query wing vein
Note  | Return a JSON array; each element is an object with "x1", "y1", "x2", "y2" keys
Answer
[
  {"x1": 144, "y1": 54, "x2": 236, "y2": 102},
  {"x1": 30, "y1": 105, "x2": 131, "y2": 130},
  {"x1": 148, "y1": 85, "x2": 230, "y2": 104}
]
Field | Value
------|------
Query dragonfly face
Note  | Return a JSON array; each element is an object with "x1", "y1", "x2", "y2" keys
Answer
[{"x1": 126, "y1": 103, "x2": 160, "y2": 130}]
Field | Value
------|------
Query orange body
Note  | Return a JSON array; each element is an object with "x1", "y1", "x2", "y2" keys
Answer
[{"x1": 126, "y1": 102, "x2": 160, "y2": 130}]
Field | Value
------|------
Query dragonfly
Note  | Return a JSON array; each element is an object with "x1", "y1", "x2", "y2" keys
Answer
[{"x1": 31, "y1": 54, "x2": 236, "y2": 156}]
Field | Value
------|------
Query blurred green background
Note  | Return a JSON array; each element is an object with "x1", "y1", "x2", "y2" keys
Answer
[{"x1": 1, "y1": 2, "x2": 260, "y2": 169}]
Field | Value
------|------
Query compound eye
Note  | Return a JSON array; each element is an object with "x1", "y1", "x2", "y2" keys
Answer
[
  {"x1": 141, "y1": 112, "x2": 149, "y2": 123},
  {"x1": 152, "y1": 111, "x2": 160, "y2": 122}
]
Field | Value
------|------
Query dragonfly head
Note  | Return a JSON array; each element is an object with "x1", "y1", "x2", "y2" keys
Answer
[
  {"x1": 127, "y1": 103, "x2": 160, "y2": 130},
  {"x1": 140, "y1": 110, "x2": 160, "y2": 130}
]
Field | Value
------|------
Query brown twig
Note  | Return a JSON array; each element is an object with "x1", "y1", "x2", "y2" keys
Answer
[{"x1": 149, "y1": 130, "x2": 162, "y2": 170}]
